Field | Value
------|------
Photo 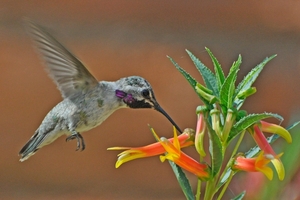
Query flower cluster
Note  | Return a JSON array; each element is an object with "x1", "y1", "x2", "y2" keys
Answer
[
  {"x1": 109, "y1": 120, "x2": 291, "y2": 181},
  {"x1": 108, "y1": 48, "x2": 297, "y2": 199}
]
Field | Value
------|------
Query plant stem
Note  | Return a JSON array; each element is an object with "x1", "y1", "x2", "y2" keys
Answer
[
  {"x1": 217, "y1": 170, "x2": 234, "y2": 200},
  {"x1": 204, "y1": 178, "x2": 217, "y2": 200},
  {"x1": 196, "y1": 178, "x2": 202, "y2": 200},
  {"x1": 218, "y1": 130, "x2": 246, "y2": 186},
  {"x1": 196, "y1": 155, "x2": 204, "y2": 200},
  {"x1": 231, "y1": 130, "x2": 246, "y2": 156}
]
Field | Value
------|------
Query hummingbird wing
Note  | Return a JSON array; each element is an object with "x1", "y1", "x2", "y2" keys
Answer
[{"x1": 24, "y1": 20, "x2": 98, "y2": 99}]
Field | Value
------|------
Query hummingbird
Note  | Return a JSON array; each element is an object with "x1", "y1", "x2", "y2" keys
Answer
[{"x1": 19, "y1": 21, "x2": 182, "y2": 162}]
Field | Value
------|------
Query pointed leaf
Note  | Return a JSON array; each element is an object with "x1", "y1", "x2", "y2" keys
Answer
[
  {"x1": 230, "y1": 54, "x2": 242, "y2": 72},
  {"x1": 205, "y1": 47, "x2": 225, "y2": 90},
  {"x1": 234, "y1": 55, "x2": 276, "y2": 109},
  {"x1": 231, "y1": 191, "x2": 246, "y2": 200},
  {"x1": 219, "y1": 55, "x2": 241, "y2": 109},
  {"x1": 186, "y1": 50, "x2": 219, "y2": 96},
  {"x1": 218, "y1": 168, "x2": 236, "y2": 190},
  {"x1": 286, "y1": 121, "x2": 300, "y2": 130},
  {"x1": 168, "y1": 56, "x2": 210, "y2": 106},
  {"x1": 227, "y1": 113, "x2": 283, "y2": 143},
  {"x1": 168, "y1": 161, "x2": 195, "y2": 200}
]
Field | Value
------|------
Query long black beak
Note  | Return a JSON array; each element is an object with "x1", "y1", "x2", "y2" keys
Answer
[{"x1": 154, "y1": 103, "x2": 182, "y2": 133}]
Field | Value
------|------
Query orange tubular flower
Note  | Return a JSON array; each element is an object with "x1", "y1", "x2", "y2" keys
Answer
[
  {"x1": 233, "y1": 151, "x2": 275, "y2": 180},
  {"x1": 248, "y1": 121, "x2": 292, "y2": 181},
  {"x1": 108, "y1": 128, "x2": 195, "y2": 168},
  {"x1": 154, "y1": 127, "x2": 210, "y2": 180}
]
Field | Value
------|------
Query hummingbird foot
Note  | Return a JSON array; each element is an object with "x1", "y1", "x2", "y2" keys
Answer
[{"x1": 66, "y1": 132, "x2": 86, "y2": 151}]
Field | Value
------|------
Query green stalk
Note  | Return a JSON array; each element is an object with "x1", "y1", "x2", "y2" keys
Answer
[
  {"x1": 231, "y1": 130, "x2": 246, "y2": 156},
  {"x1": 204, "y1": 176, "x2": 221, "y2": 200},
  {"x1": 217, "y1": 130, "x2": 246, "y2": 191},
  {"x1": 204, "y1": 179, "x2": 214, "y2": 200},
  {"x1": 196, "y1": 155, "x2": 203, "y2": 200},
  {"x1": 217, "y1": 170, "x2": 234, "y2": 200},
  {"x1": 196, "y1": 178, "x2": 202, "y2": 200}
]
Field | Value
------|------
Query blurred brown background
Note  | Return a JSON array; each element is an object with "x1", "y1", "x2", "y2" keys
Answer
[{"x1": 1, "y1": 1, "x2": 300, "y2": 199}]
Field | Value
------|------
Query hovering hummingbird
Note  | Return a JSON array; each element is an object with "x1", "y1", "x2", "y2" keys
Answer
[{"x1": 19, "y1": 21, "x2": 182, "y2": 162}]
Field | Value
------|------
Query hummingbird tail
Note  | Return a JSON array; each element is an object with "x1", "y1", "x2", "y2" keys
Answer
[
  {"x1": 19, "y1": 149, "x2": 39, "y2": 162},
  {"x1": 19, "y1": 130, "x2": 43, "y2": 162},
  {"x1": 19, "y1": 127, "x2": 57, "y2": 162}
]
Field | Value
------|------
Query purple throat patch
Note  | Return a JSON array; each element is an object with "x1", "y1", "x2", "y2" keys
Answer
[
  {"x1": 115, "y1": 90, "x2": 126, "y2": 98},
  {"x1": 115, "y1": 90, "x2": 135, "y2": 104}
]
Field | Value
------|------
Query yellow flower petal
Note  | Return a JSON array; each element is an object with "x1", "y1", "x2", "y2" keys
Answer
[
  {"x1": 271, "y1": 157, "x2": 285, "y2": 181},
  {"x1": 258, "y1": 165, "x2": 273, "y2": 180},
  {"x1": 261, "y1": 121, "x2": 292, "y2": 143},
  {"x1": 160, "y1": 137, "x2": 180, "y2": 156},
  {"x1": 115, "y1": 151, "x2": 145, "y2": 168},
  {"x1": 107, "y1": 147, "x2": 131, "y2": 150},
  {"x1": 151, "y1": 127, "x2": 161, "y2": 142},
  {"x1": 159, "y1": 155, "x2": 166, "y2": 162}
]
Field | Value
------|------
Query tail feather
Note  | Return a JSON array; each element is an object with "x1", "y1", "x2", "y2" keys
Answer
[
  {"x1": 19, "y1": 149, "x2": 39, "y2": 162},
  {"x1": 19, "y1": 127, "x2": 54, "y2": 162},
  {"x1": 19, "y1": 133, "x2": 38, "y2": 155}
]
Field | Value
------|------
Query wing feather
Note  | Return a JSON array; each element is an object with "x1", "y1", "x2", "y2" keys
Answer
[{"x1": 25, "y1": 20, "x2": 98, "y2": 98}]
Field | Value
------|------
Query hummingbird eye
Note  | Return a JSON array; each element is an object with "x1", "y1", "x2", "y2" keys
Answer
[{"x1": 141, "y1": 89, "x2": 150, "y2": 98}]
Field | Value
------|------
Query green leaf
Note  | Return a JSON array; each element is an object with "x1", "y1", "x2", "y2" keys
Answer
[
  {"x1": 185, "y1": 49, "x2": 219, "y2": 96},
  {"x1": 286, "y1": 120, "x2": 300, "y2": 130},
  {"x1": 168, "y1": 56, "x2": 210, "y2": 106},
  {"x1": 205, "y1": 117, "x2": 223, "y2": 176},
  {"x1": 168, "y1": 161, "x2": 195, "y2": 200},
  {"x1": 227, "y1": 112, "x2": 283, "y2": 143},
  {"x1": 231, "y1": 191, "x2": 246, "y2": 200},
  {"x1": 219, "y1": 55, "x2": 241, "y2": 110},
  {"x1": 205, "y1": 47, "x2": 225, "y2": 90},
  {"x1": 218, "y1": 168, "x2": 235, "y2": 190},
  {"x1": 234, "y1": 55, "x2": 276, "y2": 109}
]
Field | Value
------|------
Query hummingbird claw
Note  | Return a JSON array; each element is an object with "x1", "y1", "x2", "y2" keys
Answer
[
  {"x1": 78, "y1": 133, "x2": 85, "y2": 151},
  {"x1": 66, "y1": 132, "x2": 85, "y2": 151}
]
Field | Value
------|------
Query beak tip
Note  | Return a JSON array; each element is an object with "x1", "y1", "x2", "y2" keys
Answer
[{"x1": 154, "y1": 104, "x2": 182, "y2": 134}]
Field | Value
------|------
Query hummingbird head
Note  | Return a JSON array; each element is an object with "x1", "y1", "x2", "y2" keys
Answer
[{"x1": 115, "y1": 76, "x2": 182, "y2": 133}]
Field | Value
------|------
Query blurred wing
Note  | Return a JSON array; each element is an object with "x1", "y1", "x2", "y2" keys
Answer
[{"x1": 25, "y1": 20, "x2": 98, "y2": 98}]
